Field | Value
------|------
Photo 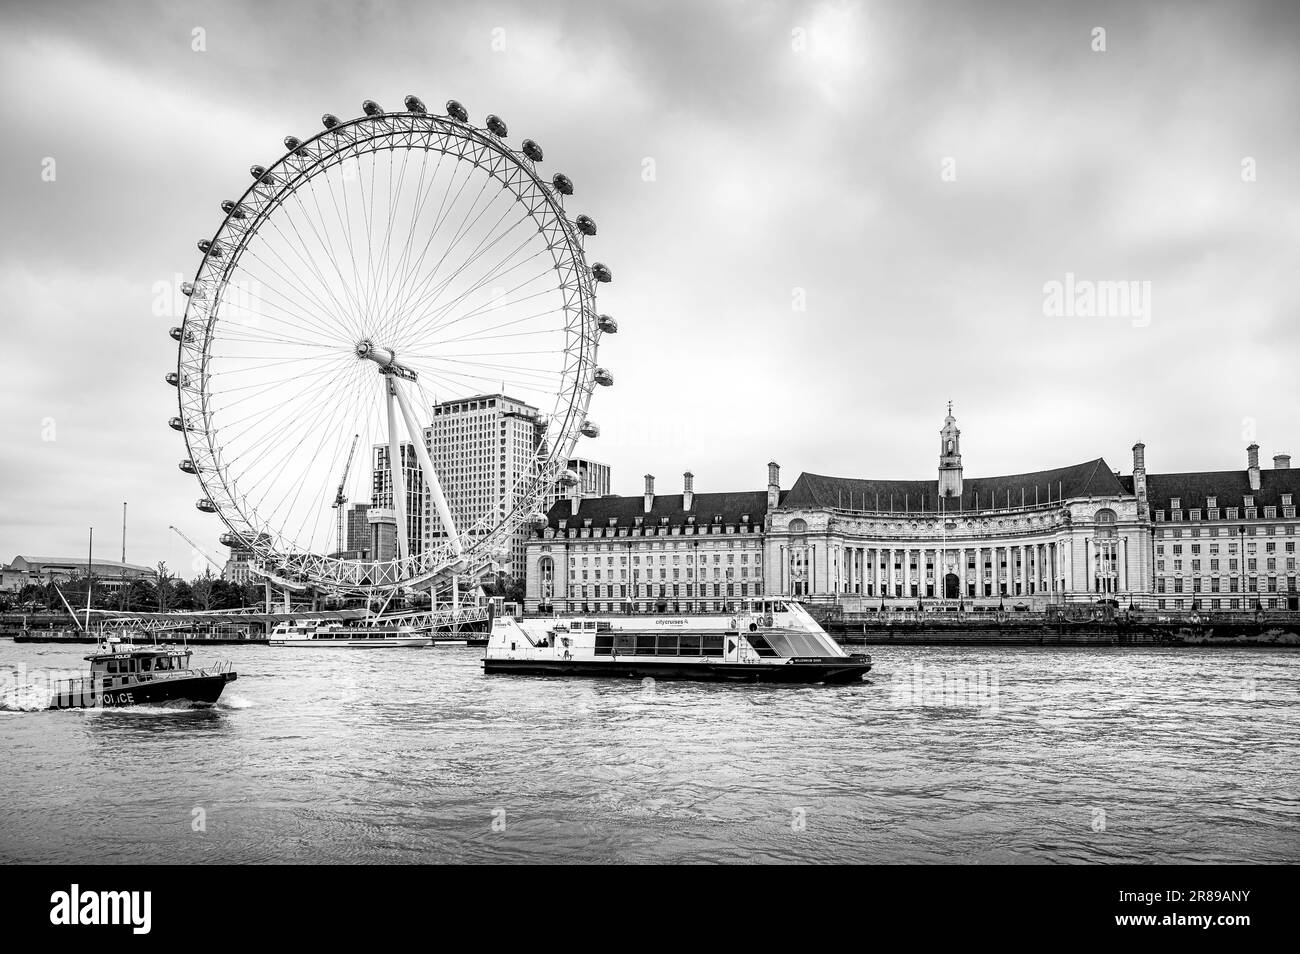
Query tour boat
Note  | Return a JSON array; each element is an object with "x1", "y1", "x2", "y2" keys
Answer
[
  {"x1": 48, "y1": 639, "x2": 237, "y2": 709},
  {"x1": 484, "y1": 599, "x2": 872, "y2": 684},
  {"x1": 268, "y1": 618, "x2": 432, "y2": 648}
]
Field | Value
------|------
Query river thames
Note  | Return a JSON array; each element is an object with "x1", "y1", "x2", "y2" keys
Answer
[{"x1": 1, "y1": 641, "x2": 1297, "y2": 864}]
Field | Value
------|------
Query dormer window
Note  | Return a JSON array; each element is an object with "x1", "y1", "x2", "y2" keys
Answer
[
  {"x1": 659, "y1": 517, "x2": 669, "y2": 526},
  {"x1": 1284, "y1": 494, "x2": 1293, "y2": 507},
  {"x1": 741, "y1": 514, "x2": 750, "y2": 523},
  {"x1": 1207, "y1": 496, "x2": 1217, "y2": 509},
  {"x1": 1170, "y1": 497, "x2": 1181, "y2": 510},
  {"x1": 634, "y1": 516, "x2": 643, "y2": 527},
  {"x1": 607, "y1": 517, "x2": 617, "y2": 527},
  {"x1": 583, "y1": 518, "x2": 592, "y2": 528},
  {"x1": 713, "y1": 514, "x2": 723, "y2": 524},
  {"x1": 1244, "y1": 496, "x2": 1255, "y2": 508},
  {"x1": 557, "y1": 519, "x2": 568, "y2": 531},
  {"x1": 686, "y1": 515, "x2": 696, "y2": 524}
]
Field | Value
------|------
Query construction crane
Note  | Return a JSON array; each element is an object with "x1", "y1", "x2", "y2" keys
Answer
[
  {"x1": 169, "y1": 524, "x2": 225, "y2": 576},
  {"x1": 333, "y1": 434, "x2": 361, "y2": 555}
]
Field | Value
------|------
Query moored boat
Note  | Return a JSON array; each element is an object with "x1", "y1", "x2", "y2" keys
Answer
[
  {"x1": 268, "y1": 618, "x2": 432, "y2": 648},
  {"x1": 48, "y1": 639, "x2": 237, "y2": 709},
  {"x1": 484, "y1": 599, "x2": 872, "y2": 684}
]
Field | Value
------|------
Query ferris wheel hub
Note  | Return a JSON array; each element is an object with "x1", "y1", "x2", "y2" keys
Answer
[{"x1": 356, "y1": 338, "x2": 416, "y2": 380}]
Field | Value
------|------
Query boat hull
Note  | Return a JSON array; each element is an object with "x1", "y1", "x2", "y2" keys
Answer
[
  {"x1": 268, "y1": 637, "x2": 432, "y2": 648},
  {"x1": 48, "y1": 673, "x2": 237, "y2": 710},
  {"x1": 482, "y1": 657, "x2": 871, "y2": 684}
]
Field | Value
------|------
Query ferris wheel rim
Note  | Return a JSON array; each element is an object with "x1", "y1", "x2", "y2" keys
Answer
[{"x1": 173, "y1": 103, "x2": 606, "y2": 594}]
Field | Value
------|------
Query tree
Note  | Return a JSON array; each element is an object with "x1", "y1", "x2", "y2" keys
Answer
[
  {"x1": 191, "y1": 569, "x2": 217, "y2": 611},
  {"x1": 155, "y1": 561, "x2": 175, "y2": 612}
]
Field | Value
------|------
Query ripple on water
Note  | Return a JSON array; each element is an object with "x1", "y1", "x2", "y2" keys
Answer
[{"x1": 0, "y1": 642, "x2": 1298, "y2": 863}]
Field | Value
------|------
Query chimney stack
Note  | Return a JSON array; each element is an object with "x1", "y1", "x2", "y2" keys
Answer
[
  {"x1": 767, "y1": 461, "x2": 781, "y2": 510},
  {"x1": 1248, "y1": 443, "x2": 1261, "y2": 491},
  {"x1": 1132, "y1": 441, "x2": 1147, "y2": 507},
  {"x1": 570, "y1": 491, "x2": 580, "y2": 516},
  {"x1": 1274, "y1": 453, "x2": 1291, "y2": 470},
  {"x1": 644, "y1": 474, "x2": 655, "y2": 514},
  {"x1": 683, "y1": 471, "x2": 694, "y2": 511}
]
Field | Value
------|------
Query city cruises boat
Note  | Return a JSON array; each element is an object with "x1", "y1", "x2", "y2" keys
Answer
[
  {"x1": 268, "y1": 618, "x2": 432, "y2": 648},
  {"x1": 484, "y1": 599, "x2": 872, "y2": 684},
  {"x1": 48, "y1": 640, "x2": 237, "y2": 709}
]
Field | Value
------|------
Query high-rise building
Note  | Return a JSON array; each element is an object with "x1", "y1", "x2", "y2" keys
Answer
[
  {"x1": 422, "y1": 394, "x2": 543, "y2": 577},
  {"x1": 345, "y1": 503, "x2": 372, "y2": 558},
  {"x1": 545, "y1": 458, "x2": 612, "y2": 511},
  {"x1": 370, "y1": 443, "x2": 425, "y2": 562}
]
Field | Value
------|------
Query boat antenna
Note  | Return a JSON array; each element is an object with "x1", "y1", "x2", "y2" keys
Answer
[{"x1": 85, "y1": 526, "x2": 94, "y2": 635}]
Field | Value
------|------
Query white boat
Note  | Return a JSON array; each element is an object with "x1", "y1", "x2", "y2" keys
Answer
[
  {"x1": 484, "y1": 599, "x2": 872, "y2": 684},
  {"x1": 268, "y1": 618, "x2": 432, "y2": 648}
]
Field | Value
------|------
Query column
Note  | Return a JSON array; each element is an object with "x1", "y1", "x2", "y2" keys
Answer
[{"x1": 1121, "y1": 537, "x2": 1129, "y2": 591}]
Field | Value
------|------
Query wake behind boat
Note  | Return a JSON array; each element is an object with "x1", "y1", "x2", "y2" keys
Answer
[{"x1": 484, "y1": 599, "x2": 872, "y2": 684}]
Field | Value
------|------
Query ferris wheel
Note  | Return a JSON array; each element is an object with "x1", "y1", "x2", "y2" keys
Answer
[{"x1": 167, "y1": 96, "x2": 616, "y2": 595}]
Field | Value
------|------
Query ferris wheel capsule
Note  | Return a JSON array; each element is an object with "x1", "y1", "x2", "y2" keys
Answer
[
  {"x1": 485, "y1": 114, "x2": 508, "y2": 137},
  {"x1": 527, "y1": 510, "x2": 549, "y2": 530},
  {"x1": 181, "y1": 282, "x2": 195, "y2": 296},
  {"x1": 446, "y1": 99, "x2": 468, "y2": 122},
  {"x1": 167, "y1": 417, "x2": 188, "y2": 432},
  {"x1": 169, "y1": 326, "x2": 186, "y2": 341},
  {"x1": 559, "y1": 469, "x2": 579, "y2": 487},
  {"x1": 284, "y1": 136, "x2": 307, "y2": 156},
  {"x1": 521, "y1": 139, "x2": 543, "y2": 162},
  {"x1": 552, "y1": 172, "x2": 574, "y2": 195},
  {"x1": 220, "y1": 200, "x2": 245, "y2": 219},
  {"x1": 594, "y1": 368, "x2": 614, "y2": 386},
  {"x1": 322, "y1": 113, "x2": 341, "y2": 129},
  {"x1": 165, "y1": 372, "x2": 180, "y2": 386},
  {"x1": 197, "y1": 239, "x2": 222, "y2": 257},
  {"x1": 575, "y1": 214, "x2": 597, "y2": 236},
  {"x1": 362, "y1": 100, "x2": 384, "y2": 116},
  {"x1": 196, "y1": 498, "x2": 218, "y2": 514},
  {"x1": 179, "y1": 460, "x2": 198, "y2": 474},
  {"x1": 580, "y1": 420, "x2": 600, "y2": 438},
  {"x1": 591, "y1": 262, "x2": 612, "y2": 283},
  {"x1": 597, "y1": 314, "x2": 618, "y2": 334},
  {"x1": 404, "y1": 95, "x2": 426, "y2": 114}
]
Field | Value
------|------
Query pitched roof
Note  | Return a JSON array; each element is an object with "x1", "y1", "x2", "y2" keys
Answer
[
  {"x1": 543, "y1": 490, "x2": 779, "y2": 531},
  {"x1": 1144, "y1": 468, "x2": 1300, "y2": 512},
  {"x1": 782, "y1": 458, "x2": 1126, "y2": 512}
]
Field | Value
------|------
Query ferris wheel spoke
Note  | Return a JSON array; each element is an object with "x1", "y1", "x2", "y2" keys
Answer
[
  {"x1": 207, "y1": 354, "x2": 353, "y2": 407},
  {"x1": 423, "y1": 283, "x2": 559, "y2": 345},
  {"x1": 236, "y1": 210, "x2": 361, "y2": 340},
  {"x1": 230, "y1": 246, "x2": 359, "y2": 345},
  {"x1": 409, "y1": 257, "x2": 555, "y2": 345},
  {"x1": 396, "y1": 236, "x2": 547, "y2": 347},
  {"x1": 382, "y1": 174, "x2": 503, "y2": 344},
  {"x1": 301, "y1": 171, "x2": 370, "y2": 330},
  {"x1": 266, "y1": 191, "x2": 366, "y2": 341},
  {"x1": 431, "y1": 307, "x2": 569, "y2": 347},
  {"x1": 217, "y1": 263, "x2": 361, "y2": 346},
  {"x1": 373, "y1": 145, "x2": 443, "y2": 342},
  {"x1": 243, "y1": 365, "x2": 368, "y2": 529},
  {"x1": 368, "y1": 146, "x2": 415, "y2": 332}
]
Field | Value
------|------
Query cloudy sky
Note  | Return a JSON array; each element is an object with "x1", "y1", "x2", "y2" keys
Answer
[{"x1": 2, "y1": 0, "x2": 1297, "y2": 573}]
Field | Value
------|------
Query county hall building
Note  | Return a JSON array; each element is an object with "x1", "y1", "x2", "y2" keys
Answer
[{"x1": 523, "y1": 407, "x2": 1299, "y2": 615}]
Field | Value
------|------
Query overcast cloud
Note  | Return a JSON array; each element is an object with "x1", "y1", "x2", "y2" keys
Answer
[{"x1": 1, "y1": 0, "x2": 1297, "y2": 571}]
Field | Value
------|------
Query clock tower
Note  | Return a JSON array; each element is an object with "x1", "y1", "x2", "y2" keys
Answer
[{"x1": 938, "y1": 403, "x2": 963, "y2": 498}]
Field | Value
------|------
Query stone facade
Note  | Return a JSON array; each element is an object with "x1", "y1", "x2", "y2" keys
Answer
[{"x1": 522, "y1": 408, "x2": 1299, "y2": 614}]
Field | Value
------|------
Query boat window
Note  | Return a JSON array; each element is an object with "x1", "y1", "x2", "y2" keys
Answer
[
  {"x1": 655, "y1": 635, "x2": 679, "y2": 656},
  {"x1": 594, "y1": 634, "x2": 614, "y2": 656},
  {"x1": 140, "y1": 658, "x2": 152, "y2": 672},
  {"x1": 678, "y1": 635, "x2": 702, "y2": 656},
  {"x1": 702, "y1": 635, "x2": 725, "y2": 657},
  {"x1": 635, "y1": 635, "x2": 657, "y2": 655},
  {"x1": 613, "y1": 633, "x2": 636, "y2": 654},
  {"x1": 595, "y1": 621, "x2": 612, "y2": 632},
  {"x1": 746, "y1": 635, "x2": 779, "y2": 658}
]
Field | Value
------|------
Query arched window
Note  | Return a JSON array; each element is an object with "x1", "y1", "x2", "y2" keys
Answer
[
  {"x1": 788, "y1": 518, "x2": 808, "y2": 534},
  {"x1": 1095, "y1": 508, "x2": 1117, "y2": 537}
]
